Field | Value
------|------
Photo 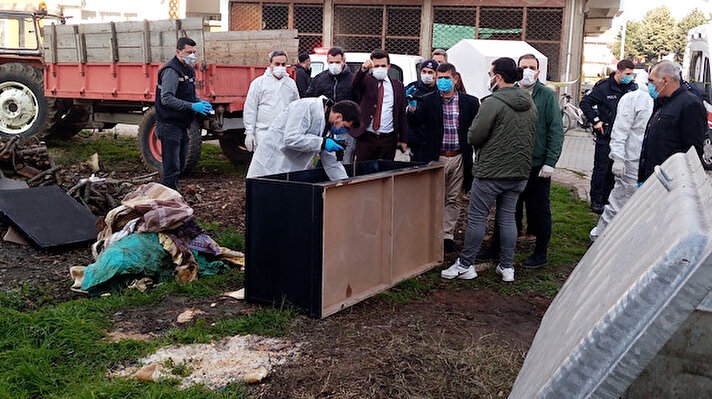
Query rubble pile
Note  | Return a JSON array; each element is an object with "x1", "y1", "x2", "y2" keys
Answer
[{"x1": 0, "y1": 137, "x2": 158, "y2": 215}]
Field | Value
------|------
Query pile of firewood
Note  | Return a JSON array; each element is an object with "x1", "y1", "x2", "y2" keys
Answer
[
  {"x1": 0, "y1": 137, "x2": 61, "y2": 185},
  {"x1": 0, "y1": 136, "x2": 159, "y2": 215}
]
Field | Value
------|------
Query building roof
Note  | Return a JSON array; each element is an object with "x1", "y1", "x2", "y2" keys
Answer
[{"x1": 584, "y1": 0, "x2": 622, "y2": 35}]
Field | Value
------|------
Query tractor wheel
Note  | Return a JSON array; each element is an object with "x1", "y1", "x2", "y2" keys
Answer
[
  {"x1": 0, "y1": 63, "x2": 63, "y2": 139},
  {"x1": 138, "y1": 107, "x2": 202, "y2": 174},
  {"x1": 218, "y1": 130, "x2": 252, "y2": 165}
]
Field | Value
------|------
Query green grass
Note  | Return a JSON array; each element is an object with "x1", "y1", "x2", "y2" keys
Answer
[
  {"x1": 378, "y1": 184, "x2": 596, "y2": 301},
  {"x1": 0, "y1": 269, "x2": 293, "y2": 398},
  {"x1": 48, "y1": 133, "x2": 142, "y2": 172},
  {"x1": 197, "y1": 220, "x2": 245, "y2": 252},
  {"x1": 197, "y1": 143, "x2": 245, "y2": 176}
]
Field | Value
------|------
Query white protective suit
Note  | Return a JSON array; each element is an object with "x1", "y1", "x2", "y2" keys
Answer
[
  {"x1": 243, "y1": 68, "x2": 300, "y2": 147},
  {"x1": 246, "y1": 96, "x2": 348, "y2": 180},
  {"x1": 591, "y1": 70, "x2": 653, "y2": 241}
]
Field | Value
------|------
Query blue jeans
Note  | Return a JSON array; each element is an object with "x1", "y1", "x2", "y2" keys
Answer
[
  {"x1": 156, "y1": 122, "x2": 189, "y2": 190},
  {"x1": 460, "y1": 177, "x2": 527, "y2": 269}
]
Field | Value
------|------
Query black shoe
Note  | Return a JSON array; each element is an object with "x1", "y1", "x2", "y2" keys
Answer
[
  {"x1": 521, "y1": 253, "x2": 548, "y2": 269},
  {"x1": 476, "y1": 247, "x2": 500, "y2": 262},
  {"x1": 590, "y1": 202, "x2": 604, "y2": 214},
  {"x1": 444, "y1": 239, "x2": 458, "y2": 253}
]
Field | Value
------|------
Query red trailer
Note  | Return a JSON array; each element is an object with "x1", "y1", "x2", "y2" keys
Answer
[{"x1": 41, "y1": 18, "x2": 298, "y2": 172}]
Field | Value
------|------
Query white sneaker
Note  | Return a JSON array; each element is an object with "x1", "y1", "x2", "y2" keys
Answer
[
  {"x1": 441, "y1": 259, "x2": 478, "y2": 280},
  {"x1": 495, "y1": 264, "x2": 514, "y2": 282}
]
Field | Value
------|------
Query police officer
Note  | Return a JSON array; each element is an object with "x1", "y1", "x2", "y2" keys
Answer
[
  {"x1": 580, "y1": 59, "x2": 637, "y2": 214},
  {"x1": 155, "y1": 37, "x2": 212, "y2": 190},
  {"x1": 406, "y1": 59, "x2": 439, "y2": 160}
]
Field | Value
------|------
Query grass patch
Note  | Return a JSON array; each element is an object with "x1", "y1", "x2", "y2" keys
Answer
[
  {"x1": 0, "y1": 269, "x2": 292, "y2": 398},
  {"x1": 197, "y1": 143, "x2": 245, "y2": 176},
  {"x1": 197, "y1": 220, "x2": 245, "y2": 252},
  {"x1": 376, "y1": 184, "x2": 595, "y2": 301},
  {"x1": 48, "y1": 133, "x2": 143, "y2": 172}
]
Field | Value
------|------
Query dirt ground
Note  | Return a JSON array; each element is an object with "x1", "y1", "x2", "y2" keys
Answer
[{"x1": 0, "y1": 165, "x2": 554, "y2": 398}]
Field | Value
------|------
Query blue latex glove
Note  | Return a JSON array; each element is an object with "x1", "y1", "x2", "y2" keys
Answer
[
  {"x1": 405, "y1": 86, "x2": 417, "y2": 107},
  {"x1": 192, "y1": 100, "x2": 213, "y2": 115},
  {"x1": 324, "y1": 138, "x2": 344, "y2": 152}
]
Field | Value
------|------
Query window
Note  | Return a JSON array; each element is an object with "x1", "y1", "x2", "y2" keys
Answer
[{"x1": 0, "y1": 17, "x2": 39, "y2": 51}]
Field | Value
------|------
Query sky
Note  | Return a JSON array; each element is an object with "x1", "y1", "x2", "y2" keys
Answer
[{"x1": 614, "y1": 0, "x2": 712, "y2": 25}]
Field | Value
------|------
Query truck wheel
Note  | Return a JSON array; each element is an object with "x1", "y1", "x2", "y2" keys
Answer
[
  {"x1": 0, "y1": 63, "x2": 57, "y2": 139},
  {"x1": 138, "y1": 107, "x2": 202, "y2": 174},
  {"x1": 45, "y1": 105, "x2": 90, "y2": 139},
  {"x1": 219, "y1": 130, "x2": 252, "y2": 165}
]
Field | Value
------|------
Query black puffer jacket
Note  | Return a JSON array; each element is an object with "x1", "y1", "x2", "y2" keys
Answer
[
  {"x1": 580, "y1": 72, "x2": 637, "y2": 136},
  {"x1": 638, "y1": 86, "x2": 706, "y2": 182},
  {"x1": 304, "y1": 68, "x2": 355, "y2": 102}
]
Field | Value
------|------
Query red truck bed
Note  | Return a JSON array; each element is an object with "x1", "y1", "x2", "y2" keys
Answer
[{"x1": 45, "y1": 62, "x2": 264, "y2": 112}]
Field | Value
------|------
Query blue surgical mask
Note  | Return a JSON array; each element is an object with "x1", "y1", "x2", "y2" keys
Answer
[
  {"x1": 437, "y1": 78, "x2": 453, "y2": 93},
  {"x1": 330, "y1": 125, "x2": 348, "y2": 135},
  {"x1": 648, "y1": 82, "x2": 660, "y2": 99},
  {"x1": 621, "y1": 75, "x2": 633, "y2": 85}
]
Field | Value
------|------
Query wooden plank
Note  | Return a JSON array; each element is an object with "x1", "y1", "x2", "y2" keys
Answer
[
  {"x1": 205, "y1": 29, "x2": 298, "y2": 41},
  {"x1": 110, "y1": 22, "x2": 118, "y2": 62},
  {"x1": 49, "y1": 23, "x2": 57, "y2": 63},
  {"x1": 142, "y1": 20, "x2": 151, "y2": 63}
]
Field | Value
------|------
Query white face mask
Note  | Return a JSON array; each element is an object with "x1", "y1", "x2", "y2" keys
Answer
[
  {"x1": 272, "y1": 66, "x2": 287, "y2": 78},
  {"x1": 372, "y1": 67, "x2": 389, "y2": 81},
  {"x1": 520, "y1": 68, "x2": 537, "y2": 87},
  {"x1": 488, "y1": 75, "x2": 499, "y2": 93},
  {"x1": 328, "y1": 63, "x2": 343, "y2": 75},
  {"x1": 183, "y1": 53, "x2": 197, "y2": 66},
  {"x1": 421, "y1": 73, "x2": 434, "y2": 85}
]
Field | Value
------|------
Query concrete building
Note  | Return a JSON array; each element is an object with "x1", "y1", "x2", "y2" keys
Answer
[{"x1": 227, "y1": 0, "x2": 620, "y2": 99}]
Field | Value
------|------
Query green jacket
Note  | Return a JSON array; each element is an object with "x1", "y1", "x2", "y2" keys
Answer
[
  {"x1": 468, "y1": 86, "x2": 538, "y2": 180},
  {"x1": 530, "y1": 81, "x2": 564, "y2": 167}
]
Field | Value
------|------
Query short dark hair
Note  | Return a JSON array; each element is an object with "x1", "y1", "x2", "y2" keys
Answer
[
  {"x1": 333, "y1": 100, "x2": 361, "y2": 128},
  {"x1": 269, "y1": 50, "x2": 287, "y2": 62},
  {"x1": 176, "y1": 37, "x2": 196, "y2": 50},
  {"x1": 518, "y1": 53, "x2": 539, "y2": 69},
  {"x1": 370, "y1": 49, "x2": 390, "y2": 64},
  {"x1": 436, "y1": 63, "x2": 457, "y2": 75},
  {"x1": 432, "y1": 48, "x2": 448, "y2": 61},
  {"x1": 492, "y1": 57, "x2": 523, "y2": 84},
  {"x1": 298, "y1": 53, "x2": 310, "y2": 63},
  {"x1": 617, "y1": 59, "x2": 636, "y2": 71},
  {"x1": 328, "y1": 46, "x2": 344, "y2": 58}
]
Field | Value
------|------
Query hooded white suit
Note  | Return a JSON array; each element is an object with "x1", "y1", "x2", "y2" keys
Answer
[
  {"x1": 243, "y1": 67, "x2": 299, "y2": 147},
  {"x1": 591, "y1": 70, "x2": 653, "y2": 240},
  {"x1": 246, "y1": 96, "x2": 348, "y2": 181}
]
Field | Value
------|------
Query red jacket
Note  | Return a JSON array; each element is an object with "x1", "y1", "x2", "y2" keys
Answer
[{"x1": 351, "y1": 68, "x2": 407, "y2": 143}]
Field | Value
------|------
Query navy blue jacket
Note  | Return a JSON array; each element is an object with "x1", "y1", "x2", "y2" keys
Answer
[
  {"x1": 580, "y1": 72, "x2": 638, "y2": 136},
  {"x1": 156, "y1": 56, "x2": 196, "y2": 129}
]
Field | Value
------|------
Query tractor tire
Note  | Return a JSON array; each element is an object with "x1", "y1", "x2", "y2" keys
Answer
[
  {"x1": 138, "y1": 107, "x2": 202, "y2": 175},
  {"x1": 0, "y1": 63, "x2": 64, "y2": 139},
  {"x1": 218, "y1": 130, "x2": 252, "y2": 165},
  {"x1": 44, "y1": 105, "x2": 90, "y2": 139}
]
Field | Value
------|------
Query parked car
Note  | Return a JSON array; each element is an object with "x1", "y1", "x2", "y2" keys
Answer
[{"x1": 308, "y1": 50, "x2": 423, "y2": 87}]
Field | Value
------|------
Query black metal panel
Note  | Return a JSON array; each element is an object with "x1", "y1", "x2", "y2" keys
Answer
[
  {"x1": 0, "y1": 186, "x2": 97, "y2": 248},
  {"x1": 245, "y1": 179, "x2": 324, "y2": 317}
]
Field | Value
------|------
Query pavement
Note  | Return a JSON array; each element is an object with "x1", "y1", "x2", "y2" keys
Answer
[{"x1": 552, "y1": 129, "x2": 594, "y2": 201}]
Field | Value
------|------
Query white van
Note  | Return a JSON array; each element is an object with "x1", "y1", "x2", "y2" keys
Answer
[
  {"x1": 309, "y1": 51, "x2": 423, "y2": 87},
  {"x1": 682, "y1": 24, "x2": 712, "y2": 166}
]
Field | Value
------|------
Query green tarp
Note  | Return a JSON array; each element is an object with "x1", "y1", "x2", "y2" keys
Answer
[{"x1": 432, "y1": 23, "x2": 523, "y2": 49}]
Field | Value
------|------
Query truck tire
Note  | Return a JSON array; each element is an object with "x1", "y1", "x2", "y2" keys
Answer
[
  {"x1": 138, "y1": 107, "x2": 202, "y2": 175},
  {"x1": 218, "y1": 130, "x2": 252, "y2": 165},
  {"x1": 0, "y1": 63, "x2": 62, "y2": 139},
  {"x1": 45, "y1": 105, "x2": 90, "y2": 139}
]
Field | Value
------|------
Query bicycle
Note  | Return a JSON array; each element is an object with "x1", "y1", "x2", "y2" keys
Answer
[{"x1": 560, "y1": 93, "x2": 589, "y2": 133}]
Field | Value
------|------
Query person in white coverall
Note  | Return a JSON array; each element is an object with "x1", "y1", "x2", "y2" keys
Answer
[
  {"x1": 590, "y1": 70, "x2": 653, "y2": 241},
  {"x1": 246, "y1": 97, "x2": 361, "y2": 180},
  {"x1": 243, "y1": 50, "x2": 300, "y2": 151}
]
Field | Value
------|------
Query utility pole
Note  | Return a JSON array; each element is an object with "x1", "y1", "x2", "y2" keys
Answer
[{"x1": 619, "y1": 20, "x2": 626, "y2": 60}]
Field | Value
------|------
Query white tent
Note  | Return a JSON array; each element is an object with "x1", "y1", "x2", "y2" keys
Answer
[{"x1": 447, "y1": 40, "x2": 548, "y2": 100}]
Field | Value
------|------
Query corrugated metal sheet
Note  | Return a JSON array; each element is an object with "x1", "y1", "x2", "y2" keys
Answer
[{"x1": 510, "y1": 148, "x2": 712, "y2": 398}]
